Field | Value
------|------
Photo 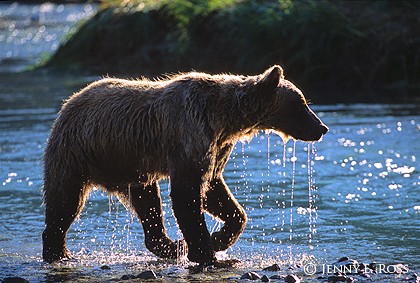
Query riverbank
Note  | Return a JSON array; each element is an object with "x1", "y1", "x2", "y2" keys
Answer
[
  {"x1": 41, "y1": 0, "x2": 420, "y2": 103},
  {"x1": 1, "y1": 254, "x2": 418, "y2": 283}
]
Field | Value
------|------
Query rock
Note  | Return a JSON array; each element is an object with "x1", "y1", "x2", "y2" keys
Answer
[
  {"x1": 137, "y1": 270, "x2": 158, "y2": 279},
  {"x1": 240, "y1": 271, "x2": 261, "y2": 280},
  {"x1": 333, "y1": 257, "x2": 358, "y2": 268},
  {"x1": 356, "y1": 263, "x2": 366, "y2": 272},
  {"x1": 100, "y1": 265, "x2": 111, "y2": 270},
  {"x1": 284, "y1": 274, "x2": 301, "y2": 283},
  {"x1": 367, "y1": 262, "x2": 377, "y2": 271},
  {"x1": 327, "y1": 275, "x2": 344, "y2": 282},
  {"x1": 240, "y1": 272, "x2": 251, "y2": 279},
  {"x1": 120, "y1": 274, "x2": 129, "y2": 280},
  {"x1": 120, "y1": 274, "x2": 136, "y2": 280},
  {"x1": 409, "y1": 273, "x2": 419, "y2": 283},
  {"x1": 337, "y1": 257, "x2": 350, "y2": 262},
  {"x1": 327, "y1": 275, "x2": 355, "y2": 283},
  {"x1": 250, "y1": 272, "x2": 261, "y2": 280},
  {"x1": 357, "y1": 263, "x2": 374, "y2": 274},
  {"x1": 270, "y1": 274, "x2": 283, "y2": 280},
  {"x1": 263, "y1": 263, "x2": 281, "y2": 271},
  {"x1": 332, "y1": 257, "x2": 358, "y2": 274},
  {"x1": 1, "y1": 277, "x2": 29, "y2": 283},
  {"x1": 261, "y1": 275, "x2": 270, "y2": 282}
]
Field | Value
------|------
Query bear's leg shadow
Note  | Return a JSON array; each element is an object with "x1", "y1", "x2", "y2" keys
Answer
[
  {"x1": 170, "y1": 166, "x2": 216, "y2": 265},
  {"x1": 118, "y1": 182, "x2": 186, "y2": 259},
  {"x1": 205, "y1": 176, "x2": 247, "y2": 252},
  {"x1": 42, "y1": 175, "x2": 88, "y2": 263}
]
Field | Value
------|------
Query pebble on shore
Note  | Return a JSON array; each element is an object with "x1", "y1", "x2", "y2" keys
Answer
[
  {"x1": 1, "y1": 277, "x2": 29, "y2": 283},
  {"x1": 137, "y1": 270, "x2": 158, "y2": 279},
  {"x1": 263, "y1": 264, "x2": 281, "y2": 271},
  {"x1": 284, "y1": 274, "x2": 301, "y2": 283},
  {"x1": 118, "y1": 269, "x2": 158, "y2": 281},
  {"x1": 240, "y1": 271, "x2": 261, "y2": 280}
]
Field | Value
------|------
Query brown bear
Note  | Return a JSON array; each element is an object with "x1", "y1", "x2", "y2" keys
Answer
[{"x1": 42, "y1": 65, "x2": 328, "y2": 265}]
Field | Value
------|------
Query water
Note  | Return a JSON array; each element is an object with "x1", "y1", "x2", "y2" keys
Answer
[
  {"x1": 0, "y1": 2, "x2": 95, "y2": 72},
  {"x1": 1, "y1": 3, "x2": 419, "y2": 282}
]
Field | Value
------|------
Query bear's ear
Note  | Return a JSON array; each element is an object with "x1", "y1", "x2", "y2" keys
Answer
[{"x1": 258, "y1": 65, "x2": 283, "y2": 91}]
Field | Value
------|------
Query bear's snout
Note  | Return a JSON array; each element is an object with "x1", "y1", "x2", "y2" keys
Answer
[
  {"x1": 305, "y1": 117, "x2": 328, "y2": 142},
  {"x1": 320, "y1": 123, "x2": 329, "y2": 135},
  {"x1": 287, "y1": 108, "x2": 329, "y2": 142},
  {"x1": 314, "y1": 122, "x2": 329, "y2": 141},
  {"x1": 300, "y1": 124, "x2": 328, "y2": 142}
]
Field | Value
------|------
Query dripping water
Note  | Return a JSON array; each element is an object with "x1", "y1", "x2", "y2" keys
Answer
[
  {"x1": 111, "y1": 196, "x2": 119, "y2": 254},
  {"x1": 106, "y1": 195, "x2": 114, "y2": 254},
  {"x1": 307, "y1": 142, "x2": 317, "y2": 248},
  {"x1": 267, "y1": 135, "x2": 270, "y2": 191},
  {"x1": 288, "y1": 140, "x2": 297, "y2": 263},
  {"x1": 125, "y1": 184, "x2": 133, "y2": 256},
  {"x1": 242, "y1": 142, "x2": 249, "y2": 190},
  {"x1": 281, "y1": 142, "x2": 287, "y2": 234}
]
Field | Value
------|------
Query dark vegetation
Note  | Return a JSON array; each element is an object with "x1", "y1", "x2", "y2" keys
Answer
[{"x1": 43, "y1": 0, "x2": 420, "y2": 103}]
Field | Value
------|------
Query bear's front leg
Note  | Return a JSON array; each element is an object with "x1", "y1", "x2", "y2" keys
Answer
[
  {"x1": 170, "y1": 167, "x2": 216, "y2": 265},
  {"x1": 205, "y1": 176, "x2": 247, "y2": 252}
]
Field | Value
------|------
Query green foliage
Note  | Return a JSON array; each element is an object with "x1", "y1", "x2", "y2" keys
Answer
[{"x1": 44, "y1": 0, "x2": 420, "y2": 103}]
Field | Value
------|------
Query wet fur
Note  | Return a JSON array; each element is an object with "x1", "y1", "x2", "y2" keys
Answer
[{"x1": 42, "y1": 65, "x2": 328, "y2": 264}]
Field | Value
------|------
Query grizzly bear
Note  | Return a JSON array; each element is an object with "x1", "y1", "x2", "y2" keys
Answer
[{"x1": 42, "y1": 65, "x2": 328, "y2": 265}]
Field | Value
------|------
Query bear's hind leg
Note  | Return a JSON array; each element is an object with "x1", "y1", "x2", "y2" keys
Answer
[
  {"x1": 205, "y1": 177, "x2": 247, "y2": 252},
  {"x1": 119, "y1": 182, "x2": 186, "y2": 259},
  {"x1": 170, "y1": 167, "x2": 216, "y2": 265},
  {"x1": 42, "y1": 178, "x2": 88, "y2": 263}
]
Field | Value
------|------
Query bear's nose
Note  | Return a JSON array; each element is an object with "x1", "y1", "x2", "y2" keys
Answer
[{"x1": 320, "y1": 124, "x2": 329, "y2": 134}]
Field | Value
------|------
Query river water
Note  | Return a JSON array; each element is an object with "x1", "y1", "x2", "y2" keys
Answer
[{"x1": 0, "y1": 3, "x2": 419, "y2": 283}]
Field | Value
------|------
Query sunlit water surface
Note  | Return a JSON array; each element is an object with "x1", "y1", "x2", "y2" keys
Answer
[{"x1": 0, "y1": 3, "x2": 419, "y2": 283}]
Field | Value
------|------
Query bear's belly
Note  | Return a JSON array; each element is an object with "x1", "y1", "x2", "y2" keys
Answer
[{"x1": 87, "y1": 162, "x2": 169, "y2": 191}]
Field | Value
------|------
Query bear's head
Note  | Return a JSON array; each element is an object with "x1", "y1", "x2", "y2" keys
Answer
[{"x1": 248, "y1": 65, "x2": 328, "y2": 142}]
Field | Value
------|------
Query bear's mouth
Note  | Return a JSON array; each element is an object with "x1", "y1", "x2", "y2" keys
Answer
[
  {"x1": 269, "y1": 124, "x2": 328, "y2": 143},
  {"x1": 293, "y1": 124, "x2": 329, "y2": 142}
]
